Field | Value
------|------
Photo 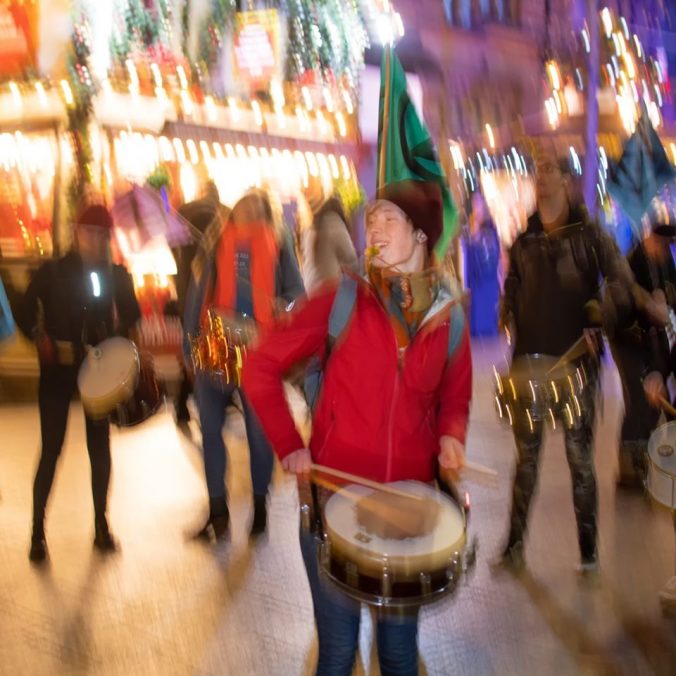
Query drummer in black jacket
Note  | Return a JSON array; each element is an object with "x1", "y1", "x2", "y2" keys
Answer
[
  {"x1": 497, "y1": 148, "x2": 662, "y2": 574},
  {"x1": 16, "y1": 205, "x2": 141, "y2": 563},
  {"x1": 612, "y1": 198, "x2": 676, "y2": 488},
  {"x1": 639, "y1": 196, "x2": 676, "y2": 614}
]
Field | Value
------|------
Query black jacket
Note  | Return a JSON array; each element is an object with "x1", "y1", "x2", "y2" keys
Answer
[
  {"x1": 501, "y1": 204, "x2": 633, "y2": 357},
  {"x1": 16, "y1": 251, "x2": 141, "y2": 361},
  {"x1": 624, "y1": 243, "x2": 676, "y2": 379}
]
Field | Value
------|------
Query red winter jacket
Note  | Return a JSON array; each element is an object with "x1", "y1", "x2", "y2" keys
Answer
[{"x1": 242, "y1": 274, "x2": 472, "y2": 483}]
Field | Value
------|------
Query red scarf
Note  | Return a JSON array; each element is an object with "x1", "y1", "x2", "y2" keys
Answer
[{"x1": 207, "y1": 220, "x2": 279, "y2": 328}]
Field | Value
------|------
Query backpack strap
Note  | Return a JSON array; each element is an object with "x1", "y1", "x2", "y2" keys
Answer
[
  {"x1": 327, "y1": 274, "x2": 358, "y2": 349},
  {"x1": 304, "y1": 274, "x2": 358, "y2": 411}
]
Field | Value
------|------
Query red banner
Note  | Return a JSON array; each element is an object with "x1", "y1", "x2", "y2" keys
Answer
[{"x1": 0, "y1": 1, "x2": 38, "y2": 76}]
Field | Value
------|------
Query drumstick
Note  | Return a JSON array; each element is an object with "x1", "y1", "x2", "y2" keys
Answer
[
  {"x1": 658, "y1": 396, "x2": 676, "y2": 418},
  {"x1": 463, "y1": 459, "x2": 498, "y2": 478},
  {"x1": 312, "y1": 474, "x2": 426, "y2": 534},
  {"x1": 545, "y1": 335, "x2": 588, "y2": 374},
  {"x1": 312, "y1": 475, "x2": 366, "y2": 502},
  {"x1": 311, "y1": 464, "x2": 423, "y2": 501}
]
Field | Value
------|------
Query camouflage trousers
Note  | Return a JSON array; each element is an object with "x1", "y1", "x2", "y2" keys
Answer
[{"x1": 506, "y1": 389, "x2": 598, "y2": 561}]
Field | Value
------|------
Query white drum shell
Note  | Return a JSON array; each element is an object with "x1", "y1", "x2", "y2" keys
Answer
[{"x1": 647, "y1": 422, "x2": 676, "y2": 509}]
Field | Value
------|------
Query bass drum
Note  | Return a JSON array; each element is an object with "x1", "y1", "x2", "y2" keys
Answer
[
  {"x1": 78, "y1": 337, "x2": 163, "y2": 427},
  {"x1": 78, "y1": 338, "x2": 139, "y2": 420}
]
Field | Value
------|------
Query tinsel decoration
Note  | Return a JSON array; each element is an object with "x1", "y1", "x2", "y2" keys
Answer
[
  {"x1": 285, "y1": 0, "x2": 367, "y2": 97},
  {"x1": 198, "y1": 0, "x2": 236, "y2": 77},
  {"x1": 111, "y1": 0, "x2": 174, "y2": 64},
  {"x1": 66, "y1": 13, "x2": 97, "y2": 218},
  {"x1": 333, "y1": 176, "x2": 365, "y2": 216}
]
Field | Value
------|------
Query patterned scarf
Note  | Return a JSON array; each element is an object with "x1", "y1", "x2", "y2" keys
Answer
[{"x1": 368, "y1": 265, "x2": 438, "y2": 348}]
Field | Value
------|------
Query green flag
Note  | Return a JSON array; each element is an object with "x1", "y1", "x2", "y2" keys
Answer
[{"x1": 377, "y1": 47, "x2": 458, "y2": 259}]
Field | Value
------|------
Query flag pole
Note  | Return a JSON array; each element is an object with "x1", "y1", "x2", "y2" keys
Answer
[{"x1": 378, "y1": 47, "x2": 392, "y2": 189}]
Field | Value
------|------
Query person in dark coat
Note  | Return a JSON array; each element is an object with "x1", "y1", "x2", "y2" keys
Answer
[{"x1": 16, "y1": 205, "x2": 141, "y2": 563}]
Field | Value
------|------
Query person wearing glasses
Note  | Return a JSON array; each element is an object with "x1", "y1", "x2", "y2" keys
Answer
[{"x1": 497, "y1": 147, "x2": 661, "y2": 574}]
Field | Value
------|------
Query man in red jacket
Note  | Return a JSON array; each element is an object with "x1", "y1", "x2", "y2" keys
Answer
[{"x1": 243, "y1": 179, "x2": 471, "y2": 675}]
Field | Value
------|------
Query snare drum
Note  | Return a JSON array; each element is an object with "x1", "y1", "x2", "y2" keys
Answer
[
  {"x1": 78, "y1": 337, "x2": 162, "y2": 426},
  {"x1": 494, "y1": 353, "x2": 591, "y2": 428},
  {"x1": 317, "y1": 481, "x2": 475, "y2": 608},
  {"x1": 646, "y1": 422, "x2": 676, "y2": 510}
]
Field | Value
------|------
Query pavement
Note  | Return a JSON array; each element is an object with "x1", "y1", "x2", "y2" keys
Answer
[{"x1": 0, "y1": 337, "x2": 674, "y2": 675}]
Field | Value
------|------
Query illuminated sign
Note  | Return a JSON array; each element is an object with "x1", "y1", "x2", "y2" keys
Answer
[{"x1": 233, "y1": 9, "x2": 280, "y2": 88}]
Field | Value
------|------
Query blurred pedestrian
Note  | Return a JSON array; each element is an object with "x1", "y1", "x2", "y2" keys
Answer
[
  {"x1": 464, "y1": 192, "x2": 500, "y2": 336},
  {"x1": 172, "y1": 182, "x2": 225, "y2": 423},
  {"x1": 611, "y1": 197, "x2": 675, "y2": 488},
  {"x1": 298, "y1": 176, "x2": 358, "y2": 295},
  {"x1": 16, "y1": 205, "x2": 141, "y2": 563},
  {"x1": 183, "y1": 188, "x2": 304, "y2": 540}
]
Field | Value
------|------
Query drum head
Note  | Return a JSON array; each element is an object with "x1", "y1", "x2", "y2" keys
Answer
[
  {"x1": 78, "y1": 338, "x2": 139, "y2": 415},
  {"x1": 324, "y1": 481, "x2": 466, "y2": 579}
]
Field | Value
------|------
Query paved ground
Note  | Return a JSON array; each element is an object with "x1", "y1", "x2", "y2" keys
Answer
[{"x1": 1, "y1": 338, "x2": 674, "y2": 675}]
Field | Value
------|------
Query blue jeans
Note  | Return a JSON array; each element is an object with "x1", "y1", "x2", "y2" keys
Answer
[
  {"x1": 194, "y1": 375, "x2": 273, "y2": 499},
  {"x1": 299, "y1": 529, "x2": 419, "y2": 676}
]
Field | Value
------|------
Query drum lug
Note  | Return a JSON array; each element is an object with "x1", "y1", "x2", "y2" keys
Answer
[
  {"x1": 319, "y1": 539, "x2": 331, "y2": 566},
  {"x1": 463, "y1": 537, "x2": 478, "y2": 574},
  {"x1": 419, "y1": 571, "x2": 432, "y2": 596},
  {"x1": 300, "y1": 504, "x2": 311, "y2": 533},
  {"x1": 446, "y1": 554, "x2": 460, "y2": 582},
  {"x1": 346, "y1": 561, "x2": 359, "y2": 589},
  {"x1": 380, "y1": 566, "x2": 392, "y2": 599}
]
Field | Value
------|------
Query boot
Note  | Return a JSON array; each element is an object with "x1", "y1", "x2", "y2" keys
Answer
[
  {"x1": 491, "y1": 539, "x2": 525, "y2": 573},
  {"x1": 617, "y1": 441, "x2": 646, "y2": 490},
  {"x1": 250, "y1": 495, "x2": 268, "y2": 537},
  {"x1": 191, "y1": 497, "x2": 229, "y2": 542},
  {"x1": 29, "y1": 523, "x2": 48, "y2": 563},
  {"x1": 94, "y1": 516, "x2": 119, "y2": 553}
]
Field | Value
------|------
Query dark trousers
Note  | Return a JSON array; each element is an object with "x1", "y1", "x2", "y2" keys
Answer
[
  {"x1": 299, "y1": 529, "x2": 419, "y2": 676},
  {"x1": 611, "y1": 342, "x2": 660, "y2": 479},
  {"x1": 194, "y1": 374, "x2": 273, "y2": 501},
  {"x1": 175, "y1": 365, "x2": 192, "y2": 418},
  {"x1": 33, "y1": 365, "x2": 111, "y2": 531},
  {"x1": 506, "y1": 391, "x2": 598, "y2": 561}
]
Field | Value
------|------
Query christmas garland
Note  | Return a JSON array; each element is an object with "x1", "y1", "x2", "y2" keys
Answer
[{"x1": 66, "y1": 12, "x2": 97, "y2": 218}]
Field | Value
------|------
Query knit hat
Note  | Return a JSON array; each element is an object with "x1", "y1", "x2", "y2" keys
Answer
[
  {"x1": 75, "y1": 204, "x2": 114, "y2": 230},
  {"x1": 369, "y1": 180, "x2": 443, "y2": 255}
]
